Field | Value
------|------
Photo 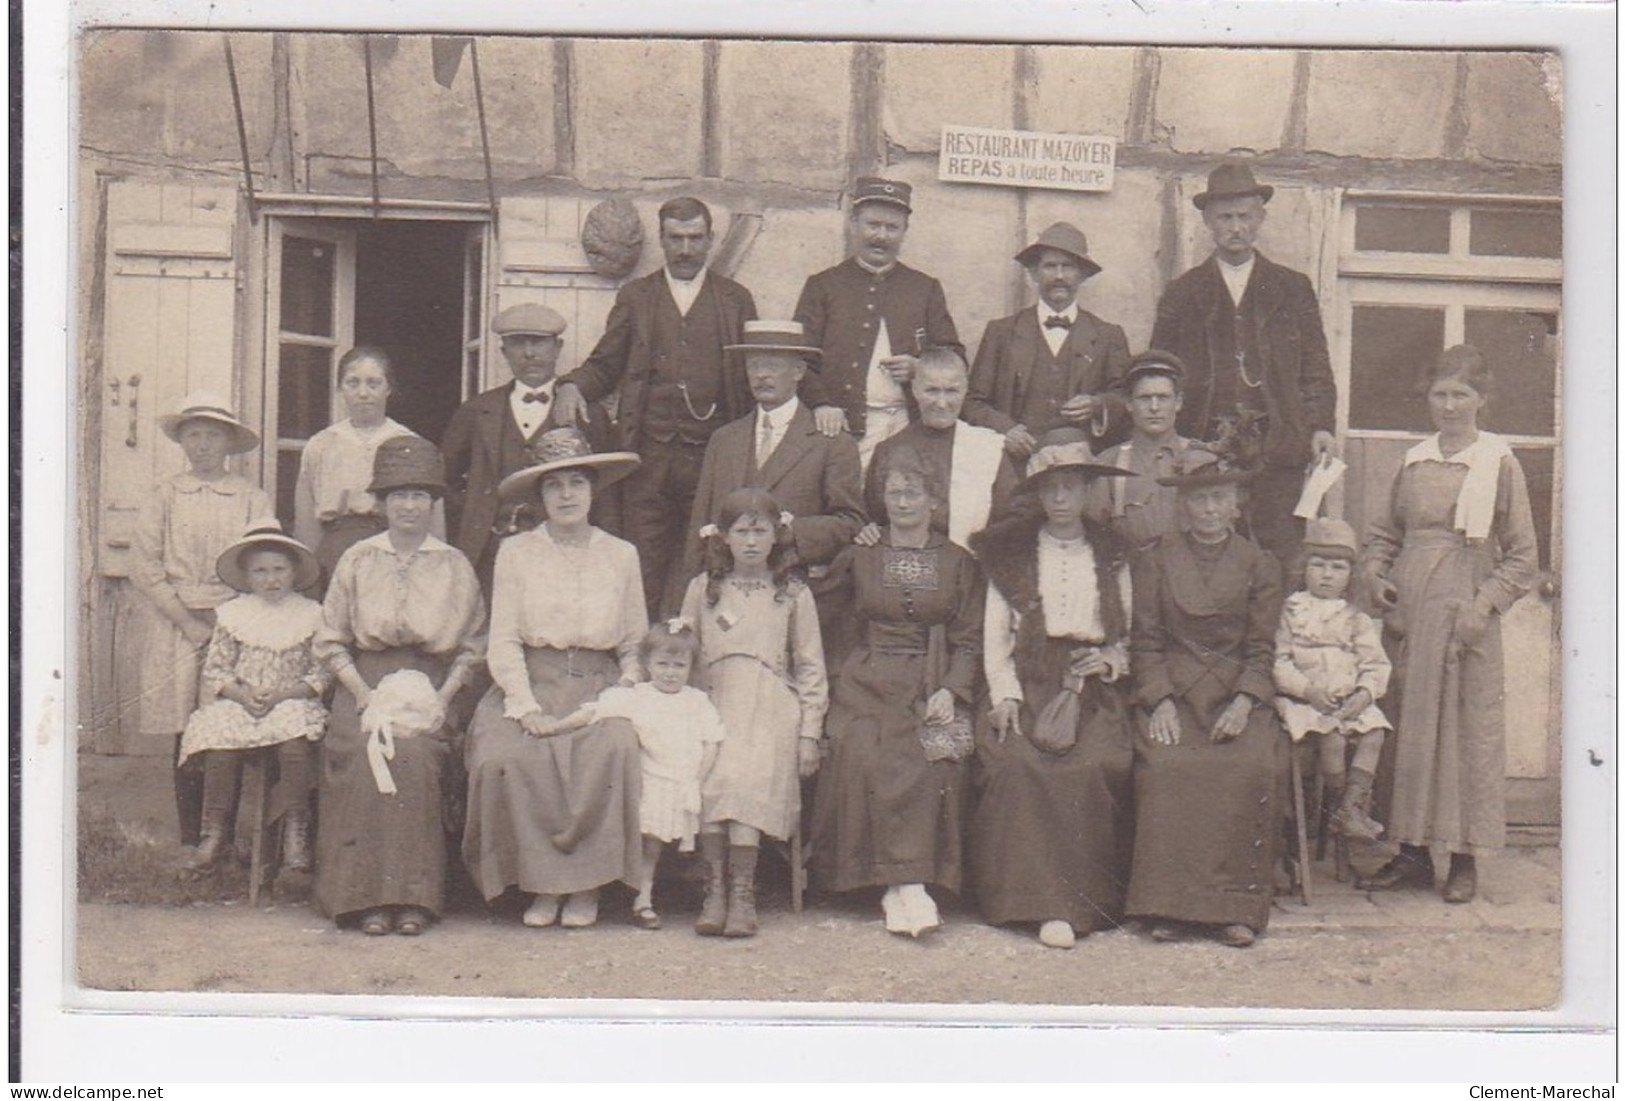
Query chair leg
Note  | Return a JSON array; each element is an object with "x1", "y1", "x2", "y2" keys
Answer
[
  {"x1": 790, "y1": 828, "x2": 805, "y2": 914},
  {"x1": 242, "y1": 754, "x2": 270, "y2": 907},
  {"x1": 1290, "y1": 750, "x2": 1313, "y2": 906}
]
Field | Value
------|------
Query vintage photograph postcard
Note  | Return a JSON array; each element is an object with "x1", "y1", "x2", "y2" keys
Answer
[{"x1": 23, "y1": 0, "x2": 1616, "y2": 1082}]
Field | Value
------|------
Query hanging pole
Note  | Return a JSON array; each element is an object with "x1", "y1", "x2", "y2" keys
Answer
[
  {"x1": 222, "y1": 35, "x2": 259, "y2": 223},
  {"x1": 362, "y1": 35, "x2": 382, "y2": 219},
  {"x1": 468, "y1": 39, "x2": 499, "y2": 230}
]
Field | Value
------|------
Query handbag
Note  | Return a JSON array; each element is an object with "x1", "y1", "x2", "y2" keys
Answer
[
  {"x1": 917, "y1": 624, "x2": 974, "y2": 763},
  {"x1": 1029, "y1": 671, "x2": 1084, "y2": 755}
]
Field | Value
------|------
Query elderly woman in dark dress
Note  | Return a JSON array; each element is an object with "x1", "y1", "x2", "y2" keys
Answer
[
  {"x1": 1125, "y1": 449, "x2": 1284, "y2": 948},
  {"x1": 809, "y1": 445, "x2": 985, "y2": 938},
  {"x1": 313, "y1": 436, "x2": 485, "y2": 936},
  {"x1": 460, "y1": 428, "x2": 649, "y2": 930},
  {"x1": 967, "y1": 429, "x2": 1137, "y2": 950},
  {"x1": 1357, "y1": 345, "x2": 1538, "y2": 903}
]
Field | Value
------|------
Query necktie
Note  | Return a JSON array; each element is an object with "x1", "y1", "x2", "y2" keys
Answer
[
  {"x1": 521, "y1": 390, "x2": 551, "y2": 405},
  {"x1": 756, "y1": 416, "x2": 775, "y2": 468},
  {"x1": 1043, "y1": 315, "x2": 1072, "y2": 331}
]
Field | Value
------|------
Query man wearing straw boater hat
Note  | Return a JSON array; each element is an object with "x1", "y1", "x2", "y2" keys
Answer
[
  {"x1": 793, "y1": 177, "x2": 962, "y2": 474},
  {"x1": 552, "y1": 197, "x2": 759, "y2": 620},
  {"x1": 441, "y1": 302, "x2": 618, "y2": 588},
  {"x1": 684, "y1": 320, "x2": 865, "y2": 588},
  {"x1": 1150, "y1": 160, "x2": 1337, "y2": 563},
  {"x1": 963, "y1": 221, "x2": 1133, "y2": 463}
]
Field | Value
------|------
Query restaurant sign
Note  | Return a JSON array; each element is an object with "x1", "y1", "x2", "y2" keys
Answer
[{"x1": 939, "y1": 124, "x2": 1116, "y2": 192}]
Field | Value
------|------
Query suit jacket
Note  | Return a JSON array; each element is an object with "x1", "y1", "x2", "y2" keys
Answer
[
  {"x1": 794, "y1": 257, "x2": 962, "y2": 436},
  {"x1": 440, "y1": 381, "x2": 616, "y2": 569},
  {"x1": 683, "y1": 402, "x2": 866, "y2": 583},
  {"x1": 569, "y1": 269, "x2": 758, "y2": 450},
  {"x1": 1149, "y1": 252, "x2": 1335, "y2": 468},
  {"x1": 963, "y1": 305, "x2": 1132, "y2": 445}
]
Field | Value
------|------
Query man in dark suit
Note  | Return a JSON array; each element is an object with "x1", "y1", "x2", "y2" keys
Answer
[
  {"x1": 554, "y1": 197, "x2": 758, "y2": 617},
  {"x1": 794, "y1": 177, "x2": 961, "y2": 474},
  {"x1": 441, "y1": 302, "x2": 615, "y2": 588},
  {"x1": 684, "y1": 320, "x2": 865, "y2": 593},
  {"x1": 1149, "y1": 161, "x2": 1338, "y2": 561},
  {"x1": 963, "y1": 221, "x2": 1133, "y2": 465}
]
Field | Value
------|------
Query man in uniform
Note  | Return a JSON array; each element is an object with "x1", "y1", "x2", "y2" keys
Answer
[
  {"x1": 963, "y1": 221, "x2": 1133, "y2": 464},
  {"x1": 794, "y1": 177, "x2": 961, "y2": 473},
  {"x1": 441, "y1": 302, "x2": 615, "y2": 587},
  {"x1": 1088, "y1": 350, "x2": 1199, "y2": 556},
  {"x1": 553, "y1": 197, "x2": 758, "y2": 617},
  {"x1": 1149, "y1": 161, "x2": 1337, "y2": 561}
]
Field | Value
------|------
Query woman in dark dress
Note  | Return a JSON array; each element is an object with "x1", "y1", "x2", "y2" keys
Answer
[
  {"x1": 1125, "y1": 449, "x2": 1284, "y2": 948},
  {"x1": 967, "y1": 428, "x2": 1137, "y2": 950},
  {"x1": 809, "y1": 445, "x2": 984, "y2": 938}
]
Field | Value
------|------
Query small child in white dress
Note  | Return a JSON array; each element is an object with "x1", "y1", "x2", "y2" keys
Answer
[
  {"x1": 533, "y1": 621, "x2": 725, "y2": 929},
  {"x1": 179, "y1": 520, "x2": 329, "y2": 882},
  {"x1": 1273, "y1": 518, "x2": 1392, "y2": 841}
]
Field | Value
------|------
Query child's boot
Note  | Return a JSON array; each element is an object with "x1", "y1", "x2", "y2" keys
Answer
[
  {"x1": 182, "y1": 755, "x2": 234, "y2": 871},
  {"x1": 1332, "y1": 768, "x2": 1384, "y2": 842},
  {"x1": 695, "y1": 832, "x2": 728, "y2": 936},
  {"x1": 274, "y1": 807, "x2": 314, "y2": 901},
  {"x1": 723, "y1": 844, "x2": 759, "y2": 938}
]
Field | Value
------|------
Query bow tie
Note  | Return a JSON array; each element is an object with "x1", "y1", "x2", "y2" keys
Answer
[
  {"x1": 520, "y1": 390, "x2": 551, "y2": 405},
  {"x1": 1043, "y1": 315, "x2": 1073, "y2": 331}
]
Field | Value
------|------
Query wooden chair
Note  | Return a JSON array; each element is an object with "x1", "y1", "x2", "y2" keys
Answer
[{"x1": 237, "y1": 748, "x2": 294, "y2": 906}]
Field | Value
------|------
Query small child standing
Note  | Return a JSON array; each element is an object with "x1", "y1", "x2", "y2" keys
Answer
[
  {"x1": 680, "y1": 488, "x2": 828, "y2": 938},
  {"x1": 1273, "y1": 518, "x2": 1393, "y2": 841},
  {"x1": 178, "y1": 520, "x2": 329, "y2": 887},
  {"x1": 530, "y1": 621, "x2": 726, "y2": 930}
]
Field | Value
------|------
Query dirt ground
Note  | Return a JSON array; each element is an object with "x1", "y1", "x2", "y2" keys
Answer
[{"x1": 75, "y1": 751, "x2": 1562, "y2": 1013}]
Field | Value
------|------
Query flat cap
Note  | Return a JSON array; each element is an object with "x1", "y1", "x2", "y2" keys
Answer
[{"x1": 494, "y1": 302, "x2": 568, "y2": 337}]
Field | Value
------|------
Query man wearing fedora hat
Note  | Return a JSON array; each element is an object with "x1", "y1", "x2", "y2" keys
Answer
[
  {"x1": 440, "y1": 301, "x2": 617, "y2": 587},
  {"x1": 793, "y1": 177, "x2": 962, "y2": 473},
  {"x1": 552, "y1": 197, "x2": 759, "y2": 619},
  {"x1": 1150, "y1": 160, "x2": 1337, "y2": 562},
  {"x1": 964, "y1": 221, "x2": 1132, "y2": 463}
]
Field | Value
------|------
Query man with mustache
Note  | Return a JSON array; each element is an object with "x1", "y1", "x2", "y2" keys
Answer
[
  {"x1": 963, "y1": 222, "x2": 1132, "y2": 465},
  {"x1": 794, "y1": 177, "x2": 962, "y2": 475},
  {"x1": 1149, "y1": 161, "x2": 1337, "y2": 562}
]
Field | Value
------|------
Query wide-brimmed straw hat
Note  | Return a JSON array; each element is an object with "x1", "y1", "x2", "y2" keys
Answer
[
  {"x1": 368, "y1": 435, "x2": 448, "y2": 497},
  {"x1": 1302, "y1": 517, "x2": 1359, "y2": 561},
  {"x1": 1192, "y1": 162, "x2": 1275, "y2": 211},
  {"x1": 216, "y1": 517, "x2": 321, "y2": 593},
  {"x1": 158, "y1": 391, "x2": 259, "y2": 454},
  {"x1": 1014, "y1": 222, "x2": 1102, "y2": 280},
  {"x1": 1155, "y1": 448, "x2": 1259, "y2": 489},
  {"x1": 1017, "y1": 427, "x2": 1136, "y2": 491},
  {"x1": 497, "y1": 427, "x2": 641, "y2": 502},
  {"x1": 723, "y1": 320, "x2": 822, "y2": 361}
]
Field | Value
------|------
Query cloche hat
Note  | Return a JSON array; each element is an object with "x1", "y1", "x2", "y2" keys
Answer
[{"x1": 368, "y1": 435, "x2": 448, "y2": 498}]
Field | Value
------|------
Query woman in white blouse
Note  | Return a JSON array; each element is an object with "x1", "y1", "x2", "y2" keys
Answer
[
  {"x1": 967, "y1": 428, "x2": 1136, "y2": 950},
  {"x1": 461, "y1": 427, "x2": 648, "y2": 930},
  {"x1": 293, "y1": 347, "x2": 443, "y2": 591}
]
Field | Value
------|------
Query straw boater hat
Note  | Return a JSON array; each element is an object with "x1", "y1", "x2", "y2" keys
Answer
[
  {"x1": 496, "y1": 426, "x2": 641, "y2": 502},
  {"x1": 216, "y1": 517, "x2": 321, "y2": 593},
  {"x1": 1013, "y1": 222, "x2": 1103, "y2": 280},
  {"x1": 1016, "y1": 427, "x2": 1135, "y2": 492},
  {"x1": 493, "y1": 302, "x2": 568, "y2": 338},
  {"x1": 1121, "y1": 349, "x2": 1188, "y2": 391},
  {"x1": 723, "y1": 320, "x2": 822, "y2": 361},
  {"x1": 158, "y1": 390, "x2": 260, "y2": 454},
  {"x1": 851, "y1": 176, "x2": 912, "y2": 213},
  {"x1": 1155, "y1": 448, "x2": 1259, "y2": 489},
  {"x1": 1192, "y1": 162, "x2": 1275, "y2": 211},
  {"x1": 367, "y1": 435, "x2": 448, "y2": 498},
  {"x1": 1302, "y1": 517, "x2": 1359, "y2": 562}
]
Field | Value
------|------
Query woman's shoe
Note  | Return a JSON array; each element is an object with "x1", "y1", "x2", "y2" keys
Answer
[
  {"x1": 898, "y1": 884, "x2": 942, "y2": 937},
  {"x1": 394, "y1": 907, "x2": 430, "y2": 936},
  {"x1": 523, "y1": 893, "x2": 563, "y2": 928},
  {"x1": 723, "y1": 845, "x2": 759, "y2": 937},
  {"x1": 1356, "y1": 848, "x2": 1434, "y2": 891},
  {"x1": 359, "y1": 909, "x2": 394, "y2": 936},
  {"x1": 881, "y1": 886, "x2": 909, "y2": 935},
  {"x1": 1442, "y1": 854, "x2": 1478, "y2": 904},
  {"x1": 631, "y1": 905, "x2": 663, "y2": 930},
  {"x1": 1038, "y1": 920, "x2": 1076, "y2": 949},
  {"x1": 1149, "y1": 921, "x2": 1184, "y2": 943},
  {"x1": 560, "y1": 889, "x2": 601, "y2": 928},
  {"x1": 1215, "y1": 923, "x2": 1257, "y2": 948},
  {"x1": 695, "y1": 833, "x2": 728, "y2": 936}
]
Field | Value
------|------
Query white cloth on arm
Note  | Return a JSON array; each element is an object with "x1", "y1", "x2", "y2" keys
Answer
[
  {"x1": 1403, "y1": 431, "x2": 1514, "y2": 541},
  {"x1": 947, "y1": 422, "x2": 1006, "y2": 550}
]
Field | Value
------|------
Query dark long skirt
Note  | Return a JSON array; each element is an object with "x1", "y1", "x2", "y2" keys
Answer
[
  {"x1": 461, "y1": 647, "x2": 642, "y2": 900},
  {"x1": 1125, "y1": 698, "x2": 1284, "y2": 931},
  {"x1": 810, "y1": 648, "x2": 966, "y2": 894},
  {"x1": 312, "y1": 647, "x2": 454, "y2": 921},
  {"x1": 968, "y1": 638, "x2": 1135, "y2": 932}
]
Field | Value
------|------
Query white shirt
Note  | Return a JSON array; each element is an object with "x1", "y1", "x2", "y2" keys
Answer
[
  {"x1": 1218, "y1": 253, "x2": 1256, "y2": 307},
  {"x1": 664, "y1": 267, "x2": 708, "y2": 318},
  {"x1": 509, "y1": 378, "x2": 557, "y2": 440},
  {"x1": 755, "y1": 396, "x2": 802, "y2": 467},
  {"x1": 1037, "y1": 301, "x2": 1079, "y2": 356}
]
